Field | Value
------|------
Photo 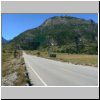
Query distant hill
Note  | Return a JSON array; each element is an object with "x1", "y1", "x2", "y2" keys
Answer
[
  {"x1": 8, "y1": 16, "x2": 98, "y2": 54},
  {"x1": 2, "y1": 37, "x2": 8, "y2": 45}
]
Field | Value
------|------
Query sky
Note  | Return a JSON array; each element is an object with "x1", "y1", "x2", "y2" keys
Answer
[{"x1": 2, "y1": 13, "x2": 98, "y2": 40}]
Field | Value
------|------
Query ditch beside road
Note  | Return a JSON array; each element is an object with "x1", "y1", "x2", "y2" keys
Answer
[{"x1": 2, "y1": 50, "x2": 31, "y2": 86}]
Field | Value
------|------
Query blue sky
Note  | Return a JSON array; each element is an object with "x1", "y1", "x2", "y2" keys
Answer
[{"x1": 2, "y1": 13, "x2": 98, "y2": 40}]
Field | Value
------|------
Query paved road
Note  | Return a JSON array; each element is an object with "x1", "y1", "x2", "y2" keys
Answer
[{"x1": 23, "y1": 52, "x2": 98, "y2": 86}]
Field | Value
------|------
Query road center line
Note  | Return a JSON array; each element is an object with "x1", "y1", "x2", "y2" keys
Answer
[{"x1": 25, "y1": 57, "x2": 47, "y2": 86}]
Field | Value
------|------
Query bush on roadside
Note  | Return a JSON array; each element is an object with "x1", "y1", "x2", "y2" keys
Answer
[
  {"x1": 37, "y1": 51, "x2": 40, "y2": 56},
  {"x1": 50, "y1": 53, "x2": 56, "y2": 57}
]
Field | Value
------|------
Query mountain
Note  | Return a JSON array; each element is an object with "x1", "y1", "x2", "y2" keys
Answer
[
  {"x1": 8, "y1": 16, "x2": 98, "y2": 54},
  {"x1": 2, "y1": 37, "x2": 8, "y2": 45}
]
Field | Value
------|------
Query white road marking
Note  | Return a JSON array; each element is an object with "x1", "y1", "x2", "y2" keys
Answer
[{"x1": 26, "y1": 58, "x2": 47, "y2": 86}]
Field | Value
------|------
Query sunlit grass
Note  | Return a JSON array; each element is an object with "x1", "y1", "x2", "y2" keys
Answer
[
  {"x1": 57, "y1": 53, "x2": 98, "y2": 67},
  {"x1": 2, "y1": 50, "x2": 28, "y2": 86},
  {"x1": 26, "y1": 50, "x2": 98, "y2": 67}
]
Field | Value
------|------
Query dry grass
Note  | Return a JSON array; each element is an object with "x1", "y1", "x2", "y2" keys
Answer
[
  {"x1": 26, "y1": 50, "x2": 98, "y2": 67},
  {"x1": 2, "y1": 52, "x2": 14, "y2": 77},
  {"x1": 2, "y1": 50, "x2": 29, "y2": 86},
  {"x1": 57, "y1": 53, "x2": 98, "y2": 67},
  {"x1": 14, "y1": 60, "x2": 28, "y2": 86}
]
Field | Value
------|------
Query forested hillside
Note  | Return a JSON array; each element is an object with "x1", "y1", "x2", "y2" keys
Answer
[{"x1": 7, "y1": 16, "x2": 98, "y2": 54}]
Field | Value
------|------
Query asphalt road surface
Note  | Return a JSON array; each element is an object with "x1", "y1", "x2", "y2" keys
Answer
[{"x1": 23, "y1": 52, "x2": 98, "y2": 86}]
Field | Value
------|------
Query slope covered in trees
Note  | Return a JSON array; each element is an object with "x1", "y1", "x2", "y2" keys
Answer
[
  {"x1": 7, "y1": 16, "x2": 98, "y2": 54},
  {"x1": 2, "y1": 37, "x2": 8, "y2": 46}
]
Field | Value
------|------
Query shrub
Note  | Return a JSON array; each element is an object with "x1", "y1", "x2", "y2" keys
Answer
[
  {"x1": 37, "y1": 51, "x2": 40, "y2": 56},
  {"x1": 50, "y1": 53, "x2": 56, "y2": 57}
]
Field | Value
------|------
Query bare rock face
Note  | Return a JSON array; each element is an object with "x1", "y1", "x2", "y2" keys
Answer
[
  {"x1": 41, "y1": 16, "x2": 91, "y2": 27},
  {"x1": 2, "y1": 72, "x2": 17, "y2": 86}
]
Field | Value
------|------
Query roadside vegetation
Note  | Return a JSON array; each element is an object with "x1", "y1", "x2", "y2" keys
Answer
[
  {"x1": 26, "y1": 50, "x2": 98, "y2": 67},
  {"x1": 2, "y1": 45, "x2": 31, "y2": 86}
]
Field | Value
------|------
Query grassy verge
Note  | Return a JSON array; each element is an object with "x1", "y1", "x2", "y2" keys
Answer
[
  {"x1": 2, "y1": 50, "x2": 30, "y2": 86},
  {"x1": 26, "y1": 50, "x2": 98, "y2": 67},
  {"x1": 57, "y1": 53, "x2": 98, "y2": 67}
]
